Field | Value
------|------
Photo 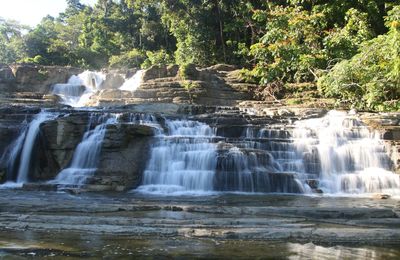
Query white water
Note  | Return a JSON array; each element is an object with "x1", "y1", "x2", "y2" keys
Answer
[
  {"x1": 293, "y1": 110, "x2": 400, "y2": 195},
  {"x1": 15, "y1": 112, "x2": 57, "y2": 183},
  {"x1": 52, "y1": 71, "x2": 106, "y2": 107},
  {"x1": 119, "y1": 70, "x2": 144, "y2": 92},
  {"x1": 1, "y1": 123, "x2": 27, "y2": 181},
  {"x1": 52, "y1": 114, "x2": 118, "y2": 185},
  {"x1": 137, "y1": 120, "x2": 218, "y2": 195}
]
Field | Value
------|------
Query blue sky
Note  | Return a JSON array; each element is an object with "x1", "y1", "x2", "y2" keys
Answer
[{"x1": 0, "y1": 0, "x2": 97, "y2": 27}]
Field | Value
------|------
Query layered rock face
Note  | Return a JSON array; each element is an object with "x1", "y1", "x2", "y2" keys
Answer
[
  {"x1": 0, "y1": 64, "x2": 399, "y2": 192},
  {"x1": 17, "y1": 111, "x2": 157, "y2": 190},
  {"x1": 94, "y1": 64, "x2": 256, "y2": 107},
  {"x1": 361, "y1": 113, "x2": 400, "y2": 174},
  {"x1": 0, "y1": 64, "x2": 82, "y2": 106}
]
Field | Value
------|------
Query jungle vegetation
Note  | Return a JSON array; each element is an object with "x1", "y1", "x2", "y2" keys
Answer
[{"x1": 1, "y1": 0, "x2": 399, "y2": 110}]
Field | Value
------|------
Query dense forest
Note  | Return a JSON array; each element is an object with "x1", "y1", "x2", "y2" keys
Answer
[{"x1": 1, "y1": 0, "x2": 399, "y2": 111}]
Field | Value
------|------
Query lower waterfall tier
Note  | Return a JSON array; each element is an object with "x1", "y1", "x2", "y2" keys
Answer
[{"x1": 0, "y1": 107, "x2": 399, "y2": 196}]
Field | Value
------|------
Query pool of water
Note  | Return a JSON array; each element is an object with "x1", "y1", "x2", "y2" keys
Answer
[{"x1": 0, "y1": 189, "x2": 399, "y2": 259}]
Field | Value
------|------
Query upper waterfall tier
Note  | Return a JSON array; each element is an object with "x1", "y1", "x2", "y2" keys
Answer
[{"x1": 52, "y1": 71, "x2": 106, "y2": 107}]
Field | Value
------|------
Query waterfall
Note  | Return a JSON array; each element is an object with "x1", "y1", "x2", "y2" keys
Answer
[
  {"x1": 51, "y1": 114, "x2": 118, "y2": 185},
  {"x1": 119, "y1": 70, "x2": 144, "y2": 92},
  {"x1": 137, "y1": 120, "x2": 217, "y2": 195},
  {"x1": 16, "y1": 112, "x2": 58, "y2": 183},
  {"x1": 214, "y1": 126, "x2": 309, "y2": 193},
  {"x1": 293, "y1": 110, "x2": 400, "y2": 195},
  {"x1": 52, "y1": 71, "x2": 106, "y2": 107},
  {"x1": 0, "y1": 111, "x2": 57, "y2": 186},
  {"x1": 1, "y1": 123, "x2": 27, "y2": 182}
]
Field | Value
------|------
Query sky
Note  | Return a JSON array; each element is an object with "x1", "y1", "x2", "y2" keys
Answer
[{"x1": 0, "y1": 0, "x2": 97, "y2": 27}]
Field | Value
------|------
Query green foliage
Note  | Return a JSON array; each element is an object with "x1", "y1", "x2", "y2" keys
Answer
[
  {"x1": 324, "y1": 8, "x2": 374, "y2": 61},
  {"x1": 0, "y1": 18, "x2": 28, "y2": 64},
  {"x1": 141, "y1": 50, "x2": 174, "y2": 69},
  {"x1": 19, "y1": 55, "x2": 47, "y2": 64},
  {"x1": 318, "y1": 6, "x2": 400, "y2": 111},
  {"x1": 0, "y1": 0, "x2": 398, "y2": 110},
  {"x1": 182, "y1": 81, "x2": 200, "y2": 90},
  {"x1": 109, "y1": 49, "x2": 146, "y2": 69},
  {"x1": 248, "y1": 5, "x2": 327, "y2": 84},
  {"x1": 179, "y1": 63, "x2": 198, "y2": 80}
]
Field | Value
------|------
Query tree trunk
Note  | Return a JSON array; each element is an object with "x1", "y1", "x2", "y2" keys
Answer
[{"x1": 215, "y1": 0, "x2": 226, "y2": 63}]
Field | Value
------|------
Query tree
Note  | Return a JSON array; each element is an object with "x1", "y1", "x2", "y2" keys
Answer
[
  {"x1": 0, "y1": 18, "x2": 28, "y2": 64},
  {"x1": 318, "y1": 5, "x2": 400, "y2": 111}
]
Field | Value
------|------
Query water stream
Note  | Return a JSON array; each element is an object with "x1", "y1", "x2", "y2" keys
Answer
[{"x1": 0, "y1": 111, "x2": 58, "y2": 186}]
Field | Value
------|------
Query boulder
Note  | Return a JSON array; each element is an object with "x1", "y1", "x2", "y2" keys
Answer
[
  {"x1": 207, "y1": 64, "x2": 238, "y2": 72},
  {"x1": 100, "y1": 73, "x2": 125, "y2": 90},
  {"x1": 37, "y1": 114, "x2": 90, "y2": 180},
  {"x1": 98, "y1": 89, "x2": 134, "y2": 99},
  {"x1": 0, "y1": 65, "x2": 15, "y2": 83},
  {"x1": 179, "y1": 64, "x2": 199, "y2": 80},
  {"x1": 0, "y1": 64, "x2": 16, "y2": 92},
  {"x1": 142, "y1": 65, "x2": 179, "y2": 81},
  {"x1": 94, "y1": 124, "x2": 156, "y2": 189}
]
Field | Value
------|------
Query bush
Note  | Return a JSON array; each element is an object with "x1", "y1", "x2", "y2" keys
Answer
[
  {"x1": 141, "y1": 50, "x2": 174, "y2": 69},
  {"x1": 178, "y1": 63, "x2": 198, "y2": 80},
  {"x1": 109, "y1": 49, "x2": 146, "y2": 69},
  {"x1": 19, "y1": 55, "x2": 47, "y2": 65}
]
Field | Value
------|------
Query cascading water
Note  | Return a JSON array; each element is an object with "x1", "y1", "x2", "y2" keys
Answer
[
  {"x1": 1, "y1": 123, "x2": 27, "y2": 182},
  {"x1": 138, "y1": 120, "x2": 217, "y2": 194},
  {"x1": 293, "y1": 110, "x2": 400, "y2": 195},
  {"x1": 51, "y1": 114, "x2": 118, "y2": 185},
  {"x1": 52, "y1": 71, "x2": 106, "y2": 107},
  {"x1": 16, "y1": 112, "x2": 58, "y2": 184},
  {"x1": 0, "y1": 111, "x2": 57, "y2": 186},
  {"x1": 215, "y1": 126, "x2": 310, "y2": 193},
  {"x1": 119, "y1": 70, "x2": 144, "y2": 92}
]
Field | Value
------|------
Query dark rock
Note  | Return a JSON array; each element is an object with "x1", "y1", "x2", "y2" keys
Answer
[
  {"x1": 94, "y1": 124, "x2": 155, "y2": 189},
  {"x1": 22, "y1": 183, "x2": 58, "y2": 191},
  {"x1": 179, "y1": 64, "x2": 199, "y2": 80},
  {"x1": 306, "y1": 179, "x2": 319, "y2": 189},
  {"x1": 37, "y1": 114, "x2": 89, "y2": 181}
]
